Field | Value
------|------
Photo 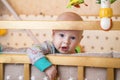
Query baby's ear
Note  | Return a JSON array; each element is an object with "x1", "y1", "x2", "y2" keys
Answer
[
  {"x1": 81, "y1": 35, "x2": 83, "y2": 39},
  {"x1": 52, "y1": 30, "x2": 55, "y2": 36},
  {"x1": 78, "y1": 35, "x2": 83, "y2": 42},
  {"x1": 79, "y1": 35, "x2": 83, "y2": 40}
]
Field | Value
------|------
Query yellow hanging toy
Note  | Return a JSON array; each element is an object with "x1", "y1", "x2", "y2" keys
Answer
[
  {"x1": 96, "y1": 0, "x2": 116, "y2": 30},
  {"x1": 0, "y1": 29, "x2": 7, "y2": 36},
  {"x1": 67, "y1": 0, "x2": 88, "y2": 8}
]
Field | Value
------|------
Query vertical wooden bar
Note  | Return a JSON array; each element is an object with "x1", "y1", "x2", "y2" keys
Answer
[
  {"x1": 107, "y1": 68, "x2": 114, "y2": 80},
  {"x1": 0, "y1": 63, "x2": 3, "y2": 80},
  {"x1": 78, "y1": 66, "x2": 84, "y2": 80},
  {"x1": 24, "y1": 64, "x2": 30, "y2": 80}
]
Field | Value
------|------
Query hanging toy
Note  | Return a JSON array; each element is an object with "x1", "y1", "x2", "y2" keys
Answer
[
  {"x1": 97, "y1": 0, "x2": 116, "y2": 30},
  {"x1": 0, "y1": 29, "x2": 7, "y2": 36},
  {"x1": 67, "y1": 0, "x2": 88, "y2": 8},
  {"x1": 96, "y1": 0, "x2": 116, "y2": 4}
]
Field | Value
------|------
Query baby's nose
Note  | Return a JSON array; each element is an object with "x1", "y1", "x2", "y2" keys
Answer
[{"x1": 63, "y1": 38, "x2": 70, "y2": 44}]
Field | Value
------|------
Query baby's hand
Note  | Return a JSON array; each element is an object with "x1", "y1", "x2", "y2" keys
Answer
[{"x1": 45, "y1": 65, "x2": 57, "y2": 80}]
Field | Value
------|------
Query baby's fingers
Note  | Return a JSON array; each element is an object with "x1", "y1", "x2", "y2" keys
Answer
[{"x1": 48, "y1": 71, "x2": 57, "y2": 80}]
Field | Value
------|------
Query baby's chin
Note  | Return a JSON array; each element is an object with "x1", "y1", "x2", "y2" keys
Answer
[
  {"x1": 58, "y1": 50, "x2": 68, "y2": 54},
  {"x1": 59, "y1": 50, "x2": 73, "y2": 54}
]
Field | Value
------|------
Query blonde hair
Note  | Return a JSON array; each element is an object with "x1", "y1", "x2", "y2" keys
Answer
[
  {"x1": 56, "y1": 12, "x2": 83, "y2": 34},
  {"x1": 57, "y1": 12, "x2": 83, "y2": 21}
]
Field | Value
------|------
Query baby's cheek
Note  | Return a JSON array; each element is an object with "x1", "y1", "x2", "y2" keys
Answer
[
  {"x1": 70, "y1": 45, "x2": 76, "y2": 50},
  {"x1": 54, "y1": 41, "x2": 60, "y2": 49}
]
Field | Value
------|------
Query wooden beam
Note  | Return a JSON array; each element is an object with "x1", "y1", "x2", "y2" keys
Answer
[
  {"x1": 46, "y1": 54, "x2": 120, "y2": 68},
  {"x1": 0, "y1": 54, "x2": 120, "y2": 68},
  {"x1": 0, "y1": 21, "x2": 120, "y2": 30},
  {"x1": 0, "y1": 54, "x2": 30, "y2": 64}
]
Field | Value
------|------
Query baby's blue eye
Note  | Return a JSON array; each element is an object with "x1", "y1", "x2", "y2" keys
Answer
[
  {"x1": 59, "y1": 34, "x2": 64, "y2": 37},
  {"x1": 71, "y1": 36, "x2": 76, "y2": 40}
]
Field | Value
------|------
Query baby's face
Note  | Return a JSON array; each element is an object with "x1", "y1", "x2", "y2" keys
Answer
[{"x1": 52, "y1": 30, "x2": 82, "y2": 54}]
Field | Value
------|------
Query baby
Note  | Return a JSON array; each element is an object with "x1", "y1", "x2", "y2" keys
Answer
[{"x1": 27, "y1": 12, "x2": 83, "y2": 80}]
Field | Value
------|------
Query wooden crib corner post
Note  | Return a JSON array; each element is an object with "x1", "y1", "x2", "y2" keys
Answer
[{"x1": 0, "y1": 63, "x2": 4, "y2": 80}]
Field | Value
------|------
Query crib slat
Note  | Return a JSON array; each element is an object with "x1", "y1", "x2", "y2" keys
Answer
[
  {"x1": 107, "y1": 68, "x2": 114, "y2": 80},
  {"x1": 24, "y1": 64, "x2": 30, "y2": 80},
  {"x1": 0, "y1": 63, "x2": 3, "y2": 80},
  {"x1": 78, "y1": 66, "x2": 84, "y2": 80}
]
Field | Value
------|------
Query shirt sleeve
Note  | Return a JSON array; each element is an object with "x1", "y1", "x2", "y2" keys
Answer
[{"x1": 26, "y1": 41, "x2": 54, "y2": 71}]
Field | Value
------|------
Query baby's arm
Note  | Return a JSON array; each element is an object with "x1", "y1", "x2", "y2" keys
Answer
[{"x1": 26, "y1": 41, "x2": 57, "y2": 80}]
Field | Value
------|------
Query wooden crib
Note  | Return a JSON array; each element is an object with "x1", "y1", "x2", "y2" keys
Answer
[
  {"x1": 0, "y1": 21, "x2": 120, "y2": 80},
  {"x1": 0, "y1": 53, "x2": 120, "y2": 80}
]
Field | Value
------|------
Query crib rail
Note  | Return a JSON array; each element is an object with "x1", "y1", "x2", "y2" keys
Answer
[
  {"x1": 0, "y1": 21, "x2": 120, "y2": 30},
  {"x1": 0, "y1": 54, "x2": 120, "y2": 80}
]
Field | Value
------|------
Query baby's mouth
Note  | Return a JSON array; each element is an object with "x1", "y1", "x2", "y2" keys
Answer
[{"x1": 61, "y1": 46, "x2": 69, "y2": 51}]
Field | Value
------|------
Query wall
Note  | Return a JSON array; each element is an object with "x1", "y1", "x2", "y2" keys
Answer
[{"x1": 0, "y1": 0, "x2": 120, "y2": 16}]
